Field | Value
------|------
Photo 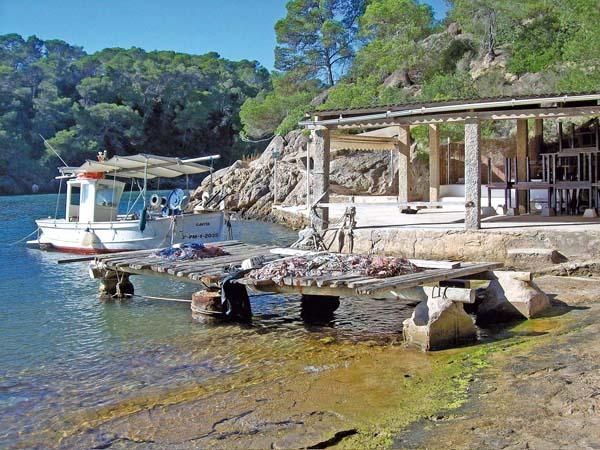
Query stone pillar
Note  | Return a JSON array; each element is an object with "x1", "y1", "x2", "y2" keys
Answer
[
  {"x1": 403, "y1": 295, "x2": 477, "y2": 351},
  {"x1": 476, "y1": 271, "x2": 551, "y2": 325},
  {"x1": 429, "y1": 124, "x2": 440, "y2": 202},
  {"x1": 397, "y1": 125, "x2": 411, "y2": 204},
  {"x1": 464, "y1": 119, "x2": 482, "y2": 230},
  {"x1": 516, "y1": 119, "x2": 529, "y2": 207},
  {"x1": 310, "y1": 127, "x2": 330, "y2": 231}
]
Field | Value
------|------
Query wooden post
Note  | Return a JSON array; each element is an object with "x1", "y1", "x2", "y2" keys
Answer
[
  {"x1": 310, "y1": 127, "x2": 330, "y2": 231},
  {"x1": 516, "y1": 119, "x2": 528, "y2": 208},
  {"x1": 429, "y1": 124, "x2": 440, "y2": 202},
  {"x1": 530, "y1": 118, "x2": 543, "y2": 165},
  {"x1": 464, "y1": 119, "x2": 481, "y2": 230},
  {"x1": 397, "y1": 125, "x2": 411, "y2": 204}
]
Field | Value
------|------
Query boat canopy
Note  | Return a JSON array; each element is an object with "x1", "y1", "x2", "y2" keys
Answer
[{"x1": 58, "y1": 154, "x2": 218, "y2": 179}]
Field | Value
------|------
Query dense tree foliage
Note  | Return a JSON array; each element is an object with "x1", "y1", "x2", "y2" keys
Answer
[
  {"x1": 2, "y1": 0, "x2": 599, "y2": 193},
  {"x1": 274, "y1": 0, "x2": 366, "y2": 87},
  {"x1": 241, "y1": 0, "x2": 599, "y2": 139},
  {"x1": 0, "y1": 34, "x2": 269, "y2": 193}
]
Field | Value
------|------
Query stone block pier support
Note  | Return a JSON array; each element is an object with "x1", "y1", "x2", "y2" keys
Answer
[
  {"x1": 476, "y1": 271, "x2": 551, "y2": 325},
  {"x1": 403, "y1": 294, "x2": 477, "y2": 351}
]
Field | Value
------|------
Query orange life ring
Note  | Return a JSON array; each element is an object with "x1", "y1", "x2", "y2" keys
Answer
[{"x1": 77, "y1": 172, "x2": 105, "y2": 180}]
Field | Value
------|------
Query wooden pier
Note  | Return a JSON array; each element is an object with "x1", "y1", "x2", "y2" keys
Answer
[
  {"x1": 89, "y1": 241, "x2": 500, "y2": 302},
  {"x1": 83, "y1": 240, "x2": 551, "y2": 350},
  {"x1": 239, "y1": 259, "x2": 501, "y2": 300},
  {"x1": 90, "y1": 240, "x2": 278, "y2": 286}
]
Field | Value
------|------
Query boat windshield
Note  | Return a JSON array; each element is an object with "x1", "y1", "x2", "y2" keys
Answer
[{"x1": 96, "y1": 187, "x2": 118, "y2": 207}]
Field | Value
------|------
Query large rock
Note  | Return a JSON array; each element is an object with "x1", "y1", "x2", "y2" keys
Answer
[
  {"x1": 476, "y1": 271, "x2": 551, "y2": 325},
  {"x1": 403, "y1": 295, "x2": 477, "y2": 351},
  {"x1": 189, "y1": 129, "x2": 428, "y2": 221}
]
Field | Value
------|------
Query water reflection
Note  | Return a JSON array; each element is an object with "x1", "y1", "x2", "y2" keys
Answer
[{"x1": 0, "y1": 193, "x2": 418, "y2": 448}]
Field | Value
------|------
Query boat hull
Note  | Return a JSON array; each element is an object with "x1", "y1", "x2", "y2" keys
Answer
[{"x1": 28, "y1": 212, "x2": 226, "y2": 253}]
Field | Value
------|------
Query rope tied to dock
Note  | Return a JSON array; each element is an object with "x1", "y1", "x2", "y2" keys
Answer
[{"x1": 8, "y1": 228, "x2": 40, "y2": 246}]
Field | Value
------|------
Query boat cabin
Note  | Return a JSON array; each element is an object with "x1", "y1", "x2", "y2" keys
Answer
[{"x1": 66, "y1": 176, "x2": 125, "y2": 223}]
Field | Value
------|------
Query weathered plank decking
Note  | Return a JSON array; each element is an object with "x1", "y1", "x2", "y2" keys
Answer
[
  {"x1": 92, "y1": 240, "x2": 279, "y2": 285},
  {"x1": 238, "y1": 261, "x2": 501, "y2": 300},
  {"x1": 91, "y1": 241, "x2": 501, "y2": 300}
]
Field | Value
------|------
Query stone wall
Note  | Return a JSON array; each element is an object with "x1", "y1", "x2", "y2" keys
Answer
[{"x1": 345, "y1": 227, "x2": 600, "y2": 265}]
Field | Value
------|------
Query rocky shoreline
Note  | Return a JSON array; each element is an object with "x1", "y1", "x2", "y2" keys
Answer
[
  {"x1": 189, "y1": 130, "x2": 427, "y2": 225},
  {"x1": 51, "y1": 275, "x2": 600, "y2": 449}
]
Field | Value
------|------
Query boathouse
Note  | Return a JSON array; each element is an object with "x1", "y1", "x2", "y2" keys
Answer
[{"x1": 299, "y1": 93, "x2": 600, "y2": 232}]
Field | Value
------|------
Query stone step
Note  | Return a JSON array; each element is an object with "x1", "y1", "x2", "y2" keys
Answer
[{"x1": 506, "y1": 248, "x2": 566, "y2": 266}]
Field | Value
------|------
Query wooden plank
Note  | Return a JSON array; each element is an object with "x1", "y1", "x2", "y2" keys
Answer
[
  {"x1": 57, "y1": 255, "x2": 98, "y2": 264},
  {"x1": 329, "y1": 275, "x2": 367, "y2": 288},
  {"x1": 408, "y1": 259, "x2": 461, "y2": 269},
  {"x1": 167, "y1": 249, "x2": 271, "y2": 275},
  {"x1": 95, "y1": 240, "x2": 245, "y2": 263},
  {"x1": 359, "y1": 262, "x2": 501, "y2": 295},
  {"x1": 179, "y1": 254, "x2": 280, "y2": 278},
  {"x1": 346, "y1": 277, "x2": 387, "y2": 288},
  {"x1": 236, "y1": 278, "x2": 277, "y2": 287}
]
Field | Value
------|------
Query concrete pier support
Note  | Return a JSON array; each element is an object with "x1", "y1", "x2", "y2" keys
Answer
[
  {"x1": 476, "y1": 271, "x2": 551, "y2": 325},
  {"x1": 429, "y1": 124, "x2": 440, "y2": 202},
  {"x1": 397, "y1": 125, "x2": 412, "y2": 204},
  {"x1": 98, "y1": 271, "x2": 134, "y2": 300},
  {"x1": 310, "y1": 127, "x2": 331, "y2": 232},
  {"x1": 403, "y1": 295, "x2": 477, "y2": 351},
  {"x1": 464, "y1": 119, "x2": 482, "y2": 230},
  {"x1": 300, "y1": 295, "x2": 340, "y2": 322}
]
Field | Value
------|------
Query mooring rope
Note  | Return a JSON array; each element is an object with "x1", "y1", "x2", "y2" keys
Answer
[
  {"x1": 8, "y1": 228, "x2": 40, "y2": 246},
  {"x1": 131, "y1": 294, "x2": 191, "y2": 303},
  {"x1": 128, "y1": 291, "x2": 280, "y2": 304}
]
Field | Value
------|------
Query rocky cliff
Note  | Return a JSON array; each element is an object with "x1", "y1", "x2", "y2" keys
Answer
[{"x1": 190, "y1": 130, "x2": 428, "y2": 222}]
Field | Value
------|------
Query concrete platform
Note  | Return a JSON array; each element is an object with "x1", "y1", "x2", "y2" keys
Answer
[{"x1": 273, "y1": 202, "x2": 600, "y2": 265}]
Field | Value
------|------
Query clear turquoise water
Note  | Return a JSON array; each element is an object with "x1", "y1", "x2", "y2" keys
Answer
[{"x1": 0, "y1": 193, "x2": 413, "y2": 448}]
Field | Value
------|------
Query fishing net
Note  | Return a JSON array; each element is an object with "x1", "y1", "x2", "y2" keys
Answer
[
  {"x1": 248, "y1": 253, "x2": 421, "y2": 284},
  {"x1": 154, "y1": 242, "x2": 228, "y2": 261}
]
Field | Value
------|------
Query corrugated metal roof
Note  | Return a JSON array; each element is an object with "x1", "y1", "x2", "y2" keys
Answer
[
  {"x1": 310, "y1": 91, "x2": 600, "y2": 118},
  {"x1": 300, "y1": 92, "x2": 600, "y2": 127}
]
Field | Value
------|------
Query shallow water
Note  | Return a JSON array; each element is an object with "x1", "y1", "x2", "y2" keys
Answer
[{"x1": 0, "y1": 193, "x2": 418, "y2": 448}]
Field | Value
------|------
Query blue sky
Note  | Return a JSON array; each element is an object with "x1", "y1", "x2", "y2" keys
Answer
[{"x1": 1, "y1": 0, "x2": 449, "y2": 70}]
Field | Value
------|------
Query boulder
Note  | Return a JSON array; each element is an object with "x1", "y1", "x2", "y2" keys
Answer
[
  {"x1": 189, "y1": 129, "x2": 429, "y2": 221},
  {"x1": 403, "y1": 295, "x2": 477, "y2": 351},
  {"x1": 476, "y1": 271, "x2": 551, "y2": 325},
  {"x1": 446, "y1": 22, "x2": 461, "y2": 36}
]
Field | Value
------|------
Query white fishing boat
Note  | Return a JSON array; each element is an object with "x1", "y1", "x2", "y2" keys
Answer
[{"x1": 27, "y1": 153, "x2": 228, "y2": 254}]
